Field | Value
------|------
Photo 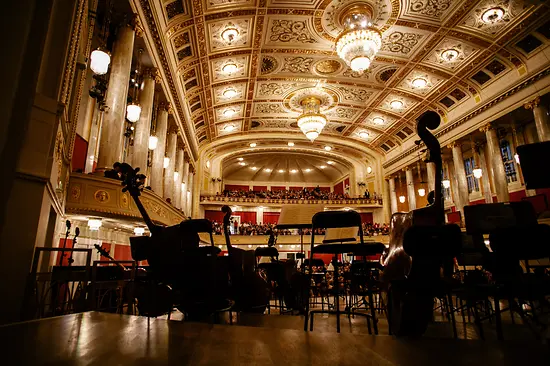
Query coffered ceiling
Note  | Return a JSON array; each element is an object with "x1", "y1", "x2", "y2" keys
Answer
[{"x1": 133, "y1": 0, "x2": 550, "y2": 158}]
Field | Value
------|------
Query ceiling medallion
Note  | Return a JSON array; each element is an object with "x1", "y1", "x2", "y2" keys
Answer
[
  {"x1": 260, "y1": 56, "x2": 278, "y2": 75},
  {"x1": 390, "y1": 100, "x2": 403, "y2": 109},
  {"x1": 412, "y1": 77, "x2": 428, "y2": 88},
  {"x1": 223, "y1": 124, "x2": 235, "y2": 132},
  {"x1": 335, "y1": 5, "x2": 382, "y2": 73},
  {"x1": 297, "y1": 96, "x2": 328, "y2": 142},
  {"x1": 441, "y1": 48, "x2": 459, "y2": 62},
  {"x1": 315, "y1": 59, "x2": 342, "y2": 75},
  {"x1": 481, "y1": 7, "x2": 505, "y2": 24},
  {"x1": 358, "y1": 131, "x2": 369, "y2": 139},
  {"x1": 222, "y1": 62, "x2": 238, "y2": 74},
  {"x1": 372, "y1": 117, "x2": 384, "y2": 125},
  {"x1": 223, "y1": 108, "x2": 235, "y2": 117},
  {"x1": 221, "y1": 25, "x2": 239, "y2": 43},
  {"x1": 223, "y1": 88, "x2": 238, "y2": 99}
]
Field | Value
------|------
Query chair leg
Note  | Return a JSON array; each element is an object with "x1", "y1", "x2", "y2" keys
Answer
[
  {"x1": 368, "y1": 290, "x2": 378, "y2": 335},
  {"x1": 309, "y1": 311, "x2": 314, "y2": 331},
  {"x1": 447, "y1": 294, "x2": 457, "y2": 339},
  {"x1": 472, "y1": 301, "x2": 484, "y2": 340},
  {"x1": 334, "y1": 259, "x2": 340, "y2": 333},
  {"x1": 494, "y1": 297, "x2": 503, "y2": 341}
]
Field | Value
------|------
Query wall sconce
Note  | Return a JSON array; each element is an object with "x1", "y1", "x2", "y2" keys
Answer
[{"x1": 399, "y1": 195, "x2": 406, "y2": 203}]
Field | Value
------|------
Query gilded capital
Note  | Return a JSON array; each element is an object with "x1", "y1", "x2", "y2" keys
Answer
[
  {"x1": 154, "y1": 69, "x2": 162, "y2": 84},
  {"x1": 479, "y1": 123, "x2": 493, "y2": 133},
  {"x1": 524, "y1": 96, "x2": 540, "y2": 110},
  {"x1": 447, "y1": 141, "x2": 461, "y2": 149},
  {"x1": 143, "y1": 67, "x2": 157, "y2": 79}
]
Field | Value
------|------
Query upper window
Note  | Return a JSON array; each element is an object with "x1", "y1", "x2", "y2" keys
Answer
[{"x1": 463, "y1": 157, "x2": 480, "y2": 194}]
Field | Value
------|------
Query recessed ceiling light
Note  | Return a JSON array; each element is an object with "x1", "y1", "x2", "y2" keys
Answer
[
  {"x1": 304, "y1": 168, "x2": 312, "y2": 172},
  {"x1": 359, "y1": 131, "x2": 370, "y2": 139},
  {"x1": 319, "y1": 165, "x2": 326, "y2": 169},
  {"x1": 373, "y1": 117, "x2": 385, "y2": 125},
  {"x1": 481, "y1": 7, "x2": 504, "y2": 23},
  {"x1": 412, "y1": 78, "x2": 427, "y2": 88},
  {"x1": 324, "y1": 145, "x2": 332, "y2": 151},
  {"x1": 250, "y1": 166, "x2": 257, "y2": 170},
  {"x1": 239, "y1": 162, "x2": 246, "y2": 166},
  {"x1": 223, "y1": 88, "x2": 238, "y2": 98},
  {"x1": 288, "y1": 142, "x2": 295, "y2": 147},
  {"x1": 278, "y1": 169, "x2": 284, "y2": 173},
  {"x1": 237, "y1": 157, "x2": 243, "y2": 161},
  {"x1": 223, "y1": 108, "x2": 235, "y2": 117},
  {"x1": 249, "y1": 142, "x2": 257, "y2": 147},
  {"x1": 223, "y1": 124, "x2": 235, "y2": 131},
  {"x1": 390, "y1": 100, "x2": 403, "y2": 109},
  {"x1": 221, "y1": 27, "x2": 239, "y2": 42},
  {"x1": 441, "y1": 49, "x2": 459, "y2": 62},
  {"x1": 264, "y1": 168, "x2": 272, "y2": 172},
  {"x1": 222, "y1": 63, "x2": 238, "y2": 74},
  {"x1": 290, "y1": 169, "x2": 298, "y2": 174},
  {"x1": 327, "y1": 161, "x2": 334, "y2": 165}
]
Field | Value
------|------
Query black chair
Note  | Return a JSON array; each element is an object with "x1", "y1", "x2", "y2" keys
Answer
[{"x1": 304, "y1": 210, "x2": 384, "y2": 333}]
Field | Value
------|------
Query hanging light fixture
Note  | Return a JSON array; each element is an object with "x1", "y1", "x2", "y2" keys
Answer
[
  {"x1": 134, "y1": 227, "x2": 145, "y2": 236},
  {"x1": 126, "y1": 103, "x2": 141, "y2": 122},
  {"x1": 335, "y1": 5, "x2": 382, "y2": 73},
  {"x1": 164, "y1": 157, "x2": 170, "y2": 168},
  {"x1": 512, "y1": 124, "x2": 521, "y2": 165},
  {"x1": 126, "y1": 49, "x2": 144, "y2": 122},
  {"x1": 89, "y1": 2, "x2": 112, "y2": 75},
  {"x1": 148, "y1": 135, "x2": 158, "y2": 150},
  {"x1": 442, "y1": 179, "x2": 451, "y2": 189},
  {"x1": 297, "y1": 96, "x2": 327, "y2": 141},
  {"x1": 416, "y1": 157, "x2": 426, "y2": 197},
  {"x1": 399, "y1": 195, "x2": 406, "y2": 203},
  {"x1": 470, "y1": 137, "x2": 483, "y2": 179}
]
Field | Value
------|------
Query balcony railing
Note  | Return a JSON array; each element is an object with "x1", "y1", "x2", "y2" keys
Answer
[{"x1": 200, "y1": 195, "x2": 383, "y2": 206}]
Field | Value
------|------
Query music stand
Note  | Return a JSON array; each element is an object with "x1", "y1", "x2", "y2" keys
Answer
[
  {"x1": 517, "y1": 141, "x2": 550, "y2": 190},
  {"x1": 276, "y1": 204, "x2": 324, "y2": 262}
]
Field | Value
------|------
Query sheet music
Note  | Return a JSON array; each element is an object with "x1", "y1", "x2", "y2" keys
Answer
[
  {"x1": 324, "y1": 227, "x2": 358, "y2": 242},
  {"x1": 277, "y1": 204, "x2": 324, "y2": 227}
]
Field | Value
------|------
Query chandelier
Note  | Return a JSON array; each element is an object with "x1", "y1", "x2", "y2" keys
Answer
[
  {"x1": 297, "y1": 97, "x2": 327, "y2": 141},
  {"x1": 336, "y1": 5, "x2": 382, "y2": 73}
]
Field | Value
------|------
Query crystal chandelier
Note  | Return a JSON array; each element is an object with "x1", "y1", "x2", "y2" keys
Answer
[
  {"x1": 297, "y1": 97, "x2": 327, "y2": 141},
  {"x1": 335, "y1": 5, "x2": 382, "y2": 73}
]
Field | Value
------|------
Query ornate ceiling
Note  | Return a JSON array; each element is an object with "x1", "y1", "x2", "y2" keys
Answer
[{"x1": 134, "y1": 0, "x2": 550, "y2": 159}]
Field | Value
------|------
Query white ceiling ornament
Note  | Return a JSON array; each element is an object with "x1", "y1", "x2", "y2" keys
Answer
[
  {"x1": 213, "y1": 82, "x2": 247, "y2": 104},
  {"x1": 397, "y1": 70, "x2": 443, "y2": 96},
  {"x1": 217, "y1": 122, "x2": 242, "y2": 135},
  {"x1": 284, "y1": 87, "x2": 338, "y2": 113},
  {"x1": 254, "y1": 103, "x2": 288, "y2": 115},
  {"x1": 424, "y1": 38, "x2": 478, "y2": 70},
  {"x1": 256, "y1": 82, "x2": 302, "y2": 98},
  {"x1": 380, "y1": 29, "x2": 426, "y2": 57},
  {"x1": 460, "y1": 0, "x2": 527, "y2": 37},
  {"x1": 211, "y1": 56, "x2": 249, "y2": 81},
  {"x1": 215, "y1": 104, "x2": 244, "y2": 122},
  {"x1": 207, "y1": 18, "x2": 252, "y2": 52},
  {"x1": 379, "y1": 94, "x2": 418, "y2": 114},
  {"x1": 337, "y1": 86, "x2": 375, "y2": 104},
  {"x1": 325, "y1": 107, "x2": 360, "y2": 121},
  {"x1": 364, "y1": 112, "x2": 396, "y2": 130}
]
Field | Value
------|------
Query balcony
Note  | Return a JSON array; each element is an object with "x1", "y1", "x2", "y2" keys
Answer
[
  {"x1": 200, "y1": 195, "x2": 383, "y2": 208},
  {"x1": 67, "y1": 173, "x2": 186, "y2": 226}
]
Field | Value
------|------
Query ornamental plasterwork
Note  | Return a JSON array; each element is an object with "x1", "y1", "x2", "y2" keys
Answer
[
  {"x1": 325, "y1": 107, "x2": 360, "y2": 121},
  {"x1": 280, "y1": 56, "x2": 314, "y2": 73},
  {"x1": 251, "y1": 120, "x2": 295, "y2": 130},
  {"x1": 254, "y1": 102, "x2": 288, "y2": 115},
  {"x1": 378, "y1": 94, "x2": 418, "y2": 114},
  {"x1": 211, "y1": 56, "x2": 249, "y2": 82},
  {"x1": 313, "y1": 59, "x2": 343, "y2": 75},
  {"x1": 285, "y1": 87, "x2": 338, "y2": 112},
  {"x1": 266, "y1": 18, "x2": 318, "y2": 45},
  {"x1": 321, "y1": 0, "x2": 392, "y2": 38},
  {"x1": 325, "y1": 122, "x2": 348, "y2": 134},
  {"x1": 217, "y1": 122, "x2": 242, "y2": 135},
  {"x1": 213, "y1": 82, "x2": 247, "y2": 105},
  {"x1": 352, "y1": 127, "x2": 379, "y2": 141},
  {"x1": 402, "y1": 0, "x2": 459, "y2": 21},
  {"x1": 204, "y1": 0, "x2": 254, "y2": 12},
  {"x1": 337, "y1": 86, "x2": 375, "y2": 104},
  {"x1": 460, "y1": 0, "x2": 528, "y2": 37},
  {"x1": 380, "y1": 29, "x2": 426, "y2": 56},
  {"x1": 207, "y1": 18, "x2": 252, "y2": 52},
  {"x1": 215, "y1": 103, "x2": 245, "y2": 122},
  {"x1": 423, "y1": 38, "x2": 478, "y2": 71},
  {"x1": 255, "y1": 82, "x2": 301, "y2": 98},
  {"x1": 396, "y1": 70, "x2": 444, "y2": 96}
]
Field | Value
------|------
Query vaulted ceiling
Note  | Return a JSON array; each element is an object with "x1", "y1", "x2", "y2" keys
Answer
[{"x1": 134, "y1": 0, "x2": 550, "y2": 160}]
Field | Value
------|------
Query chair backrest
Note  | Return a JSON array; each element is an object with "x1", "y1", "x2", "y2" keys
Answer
[
  {"x1": 254, "y1": 246, "x2": 279, "y2": 258},
  {"x1": 312, "y1": 210, "x2": 362, "y2": 229}
]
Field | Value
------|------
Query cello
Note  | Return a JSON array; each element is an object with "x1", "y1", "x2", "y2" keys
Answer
[{"x1": 384, "y1": 111, "x2": 461, "y2": 336}]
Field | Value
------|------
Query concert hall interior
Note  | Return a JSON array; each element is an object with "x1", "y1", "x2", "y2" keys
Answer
[{"x1": 2, "y1": 0, "x2": 550, "y2": 364}]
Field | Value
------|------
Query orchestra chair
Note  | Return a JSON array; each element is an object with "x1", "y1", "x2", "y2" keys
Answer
[
  {"x1": 303, "y1": 258, "x2": 331, "y2": 312},
  {"x1": 88, "y1": 260, "x2": 136, "y2": 314},
  {"x1": 463, "y1": 202, "x2": 550, "y2": 340},
  {"x1": 304, "y1": 211, "x2": 382, "y2": 334},
  {"x1": 254, "y1": 247, "x2": 283, "y2": 314}
]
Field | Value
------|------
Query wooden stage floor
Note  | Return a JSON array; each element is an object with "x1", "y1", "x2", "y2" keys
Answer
[{"x1": 0, "y1": 312, "x2": 547, "y2": 365}]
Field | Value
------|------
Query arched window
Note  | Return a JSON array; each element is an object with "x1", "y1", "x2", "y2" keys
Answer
[{"x1": 500, "y1": 139, "x2": 517, "y2": 183}]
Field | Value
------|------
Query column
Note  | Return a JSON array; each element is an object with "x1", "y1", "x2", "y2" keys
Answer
[
  {"x1": 524, "y1": 97, "x2": 550, "y2": 142},
  {"x1": 126, "y1": 68, "x2": 155, "y2": 171},
  {"x1": 150, "y1": 103, "x2": 169, "y2": 194},
  {"x1": 516, "y1": 127, "x2": 537, "y2": 196},
  {"x1": 188, "y1": 170, "x2": 195, "y2": 217},
  {"x1": 383, "y1": 178, "x2": 392, "y2": 222},
  {"x1": 181, "y1": 159, "x2": 189, "y2": 210},
  {"x1": 481, "y1": 123, "x2": 509, "y2": 202},
  {"x1": 174, "y1": 148, "x2": 184, "y2": 209},
  {"x1": 96, "y1": 19, "x2": 136, "y2": 171},
  {"x1": 477, "y1": 144, "x2": 493, "y2": 203},
  {"x1": 388, "y1": 177, "x2": 398, "y2": 214},
  {"x1": 405, "y1": 168, "x2": 416, "y2": 210},
  {"x1": 164, "y1": 132, "x2": 177, "y2": 202},
  {"x1": 426, "y1": 162, "x2": 436, "y2": 194},
  {"x1": 449, "y1": 141, "x2": 470, "y2": 214}
]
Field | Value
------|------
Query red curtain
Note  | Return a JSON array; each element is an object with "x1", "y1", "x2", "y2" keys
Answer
[
  {"x1": 56, "y1": 239, "x2": 73, "y2": 266},
  {"x1": 225, "y1": 184, "x2": 248, "y2": 191},
  {"x1": 253, "y1": 185, "x2": 267, "y2": 191},
  {"x1": 334, "y1": 182, "x2": 344, "y2": 194},
  {"x1": 113, "y1": 245, "x2": 132, "y2": 261},
  {"x1": 233, "y1": 211, "x2": 256, "y2": 224},
  {"x1": 469, "y1": 198, "x2": 485, "y2": 205},
  {"x1": 271, "y1": 186, "x2": 286, "y2": 191},
  {"x1": 205, "y1": 210, "x2": 224, "y2": 223},
  {"x1": 359, "y1": 213, "x2": 373, "y2": 224},
  {"x1": 263, "y1": 212, "x2": 280, "y2": 224},
  {"x1": 72, "y1": 134, "x2": 88, "y2": 172}
]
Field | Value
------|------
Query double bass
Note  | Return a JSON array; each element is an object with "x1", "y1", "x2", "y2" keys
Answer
[{"x1": 384, "y1": 111, "x2": 461, "y2": 336}]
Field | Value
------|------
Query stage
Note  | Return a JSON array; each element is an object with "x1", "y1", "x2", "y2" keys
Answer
[{"x1": 0, "y1": 312, "x2": 547, "y2": 365}]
